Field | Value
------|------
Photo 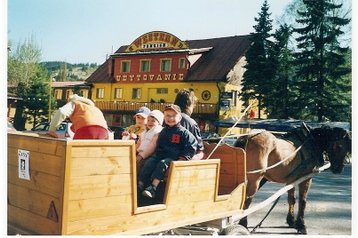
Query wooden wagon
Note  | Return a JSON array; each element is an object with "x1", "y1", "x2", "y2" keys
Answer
[{"x1": 7, "y1": 132, "x2": 247, "y2": 235}]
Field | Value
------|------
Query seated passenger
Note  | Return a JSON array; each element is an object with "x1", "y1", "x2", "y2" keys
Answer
[
  {"x1": 136, "y1": 110, "x2": 164, "y2": 176},
  {"x1": 122, "y1": 106, "x2": 150, "y2": 141},
  {"x1": 174, "y1": 89, "x2": 205, "y2": 160},
  {"x1": 138, "y1": 104, "x2": 197, "y2": 198}
]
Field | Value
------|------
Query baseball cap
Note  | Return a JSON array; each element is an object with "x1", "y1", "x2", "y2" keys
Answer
[
  {"x1": 149, "y1": 110, "x2": 164, "y2": 125},
  {"x1": 135, "y1": 106, "x2": 150, "y2": 118},
  {"x1": 164, "y1": 104, "x2": 181, "y2": 115}
]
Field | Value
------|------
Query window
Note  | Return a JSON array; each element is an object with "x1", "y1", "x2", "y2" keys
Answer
[
  {"x1": 114, "y1": 88, "x2": 123, "y2": 99},
  {"x1": 66, "y1": 90, "x2": 73, "y2": 99},
  {"x1": 54, "y1": 89, "x2": 62, "y2": 100},
  {"x1": 140, "y1": 60, "x2": 151, "y2": 72},
  {"x1": 121, "y1": 60, "x2": 131, "y2": 73},
  {"x1": 156, "y1": 88, "x2": 168, "y2": 94},
  {"x1": 160, "y1": 59, "x2": 172, "y2": 72},
  {"x1": 178, "y1": 58, "x2": 186, "y2": 69},
  {"x1": 132, "y1": 88, "x2": 141, "y2": 99},
  {"x1": 80, "y1": 90, "x2": 88, "y2": 98},
  {"x1": 96, "y1": 88, "x2": 105, "y2": 99}
]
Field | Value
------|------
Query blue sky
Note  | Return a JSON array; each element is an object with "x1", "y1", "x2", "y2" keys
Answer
[{"x1": 7, "y1": 0, "x2": 296, "y2": 64}]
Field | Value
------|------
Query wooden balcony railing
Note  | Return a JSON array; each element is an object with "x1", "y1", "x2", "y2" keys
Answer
[{"x1": 95, "y1": 101, "x2": 218, "y2": 115}]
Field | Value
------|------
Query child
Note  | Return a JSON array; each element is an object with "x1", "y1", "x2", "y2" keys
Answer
[
  {"x1": 174, "y1": 89, "x2": 205, "y2": 160},
  {"x1": 136, "y1": 110, "x2": 164, "y2": 176},
  {"x1": 122, "y1": 106, "x2": 150, "y2": 141},
  {"x1": 138, "y1": 104, "x2": 198, "y2": 198}
]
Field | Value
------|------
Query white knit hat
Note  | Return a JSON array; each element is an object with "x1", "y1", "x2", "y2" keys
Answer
[{"x1": 149, "y1": 110, "x2": 164, "y2": 125}]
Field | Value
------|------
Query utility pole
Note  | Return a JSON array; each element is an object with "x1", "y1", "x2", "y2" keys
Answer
[{"x1": 48, "y1": 77, "x2": 53, "y2": 122}]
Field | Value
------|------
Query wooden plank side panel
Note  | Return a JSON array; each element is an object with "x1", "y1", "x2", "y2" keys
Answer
[
  {"x1": 65, "y1": 183, "x2": 246, "y2": 235},
  {"x1": 70, "y1": 156, "x2": 131, "y2": 177},
  {"x1": 8, "y1": 205, "x2": 60, "y2": 235},
  {"x1": 67, "y1": 195, "x2": 132, "y2": 221},
  {"x1": 68, "y1": 173, "x2": 132, "y2": 200},
  {"x1": 7, "y1": 133, "x2": 66, "y2": 156},
  {"x1": 62, "y1": 142, "x2": 136, "y2": 234},
  {"x1": 8, "y1": 165, "x2": 62, "y2": 198},
  {"x1": 70, "y1": 146, "x2": 130, "y2": 158},
  {"x1": 7, "y1": 147, "x2": 65, "y2": 177},
  {"x1": 7, "y1": 133, "x2": 68, "y2": 235},
  {"x1": 204, "y1": 143, "x2": 246, "y2": 194},
  {"x1": 8, "y1": 183, "x2": 61, "y2": 219}
]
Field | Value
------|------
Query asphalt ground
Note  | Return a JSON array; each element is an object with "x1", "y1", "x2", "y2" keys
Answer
[{"x1": 246, "y1": 164, "x2": 354, "y2": 236}]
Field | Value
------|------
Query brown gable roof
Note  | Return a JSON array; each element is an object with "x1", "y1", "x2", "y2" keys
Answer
[
  {"x1": 86, "y1": 60, "x2": 114, "y2": 83},
  {"x1": 185, "y1": 35, "x2": 251, "y2": 82},
  {"x1": 86, "y1": 34, "x2": 251, "y2": 84}
]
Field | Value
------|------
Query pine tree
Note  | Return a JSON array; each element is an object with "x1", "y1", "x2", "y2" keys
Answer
[
  {"x1": 293, "y1": 0, "x2": 351, "y2": 122},
  {"x1": 241, "y1": 0, "x2": 273, "y2": 118},
  {"x1": 265, "y1": 24, "x2": 296, "y2": 119}
]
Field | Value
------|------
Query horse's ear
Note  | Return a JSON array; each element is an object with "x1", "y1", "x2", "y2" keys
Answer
[{"x1": 301, "y1": 122, "x2": 310, "y2": 137}]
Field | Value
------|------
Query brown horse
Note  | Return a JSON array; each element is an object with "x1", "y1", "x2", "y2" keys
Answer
[{"x1": 234, "y1": 123, "x2": 351, "y2": 234}]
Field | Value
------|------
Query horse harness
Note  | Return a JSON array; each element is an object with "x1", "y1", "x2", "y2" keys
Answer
[{"x1": 282, "y1": 125, "x2": 326, "y2": 181}]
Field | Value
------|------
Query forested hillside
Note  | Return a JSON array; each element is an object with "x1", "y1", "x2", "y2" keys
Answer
[{"x1": 40, "y1": 61, "x2": 98, "y2": 81}]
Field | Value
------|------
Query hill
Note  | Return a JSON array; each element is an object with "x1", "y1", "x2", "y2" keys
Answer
[{"x1": 40, "y1": 61, "x2": 98, "y2": 81}]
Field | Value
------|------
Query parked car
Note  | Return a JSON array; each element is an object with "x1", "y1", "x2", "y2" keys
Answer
[
  {"x1": 7, "y1": 122, "x2": 17, "y2": 131},
  {"x1": 109, "y1": 126, "x2": 125, "y2": 139},
  {"x1": 30, "y1": 122, "x2": 74, "y2": 139}
]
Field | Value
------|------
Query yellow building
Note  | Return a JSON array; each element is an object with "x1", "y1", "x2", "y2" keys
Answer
[{"x1": 86, "y1": 31, "x2": 252, "y2": 135}]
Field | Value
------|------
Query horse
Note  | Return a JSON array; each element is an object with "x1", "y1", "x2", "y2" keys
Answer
[{"x1": 234, "y1": 123, "x2": 351, "y2": 234}]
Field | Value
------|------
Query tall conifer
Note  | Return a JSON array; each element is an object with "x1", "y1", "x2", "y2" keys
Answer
[{"x1": 293, "y1": 0, "x2": 351, "y2": 121}]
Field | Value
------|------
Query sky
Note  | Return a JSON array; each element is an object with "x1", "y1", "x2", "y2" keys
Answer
[{"x1": 7, "y1": 0, "x2": 297, "y2": 65}]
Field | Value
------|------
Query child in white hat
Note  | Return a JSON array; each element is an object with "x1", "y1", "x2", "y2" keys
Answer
[{"x1": 136, "y1": 110, "x2": 164, "y2": 176}]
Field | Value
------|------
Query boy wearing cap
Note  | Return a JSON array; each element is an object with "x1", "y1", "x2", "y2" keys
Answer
[
  {"x1": 136, "y1": 110, "x2": 164, "y2": 175},
  {"x1": 138, "y1": 104, "x2": 197, "y2": 198},
  {"x1": 122, "y1": 106, "x2": 150, "y2": 141}
]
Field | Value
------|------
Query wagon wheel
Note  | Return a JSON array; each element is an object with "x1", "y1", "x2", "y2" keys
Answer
[{"x1": 221, "y1": 224, "x2": 250, "y2": 235}]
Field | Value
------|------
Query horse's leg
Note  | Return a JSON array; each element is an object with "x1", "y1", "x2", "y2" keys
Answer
[
  {"x1": 295, "y1": 178, "x2": 312, "y2": 234},
  {"x1": 239, "y1": 175, "x2": 263, "y2": 228},
  {"x1": 286, "y1": 187, "x2": 296, "y2": 227}
]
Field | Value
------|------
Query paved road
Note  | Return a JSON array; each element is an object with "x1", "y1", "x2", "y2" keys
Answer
[{"x1": 246, "y1": 164, "x2": 353, "y2": 235}]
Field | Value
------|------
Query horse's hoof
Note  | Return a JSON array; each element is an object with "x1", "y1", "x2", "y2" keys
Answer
[
  {"x1": 294, "y1": 222, "x2": 307, "y2": 234},
  {"x1": 296, "y1": 227, "x2": 307, "y2": 235},
  {"x1": 286, "y1": 215, "x2": 295, "y2": 228}
]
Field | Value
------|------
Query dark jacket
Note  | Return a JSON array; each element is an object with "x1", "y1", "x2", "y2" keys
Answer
[
  {"x1": 180, "y1": 113, "x2": 204, "y2": 152},
  {"x1": 155, "y1": 124, "x2": 197, "y2": 160}
]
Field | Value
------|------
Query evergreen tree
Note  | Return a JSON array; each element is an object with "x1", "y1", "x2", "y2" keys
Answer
[
  {"x1": 293, "y1": 0, "x2": 351, "y2": 122},
  {"x1": 240, "y1": 0, "x2": 273, "y2": 118},
  {"x1": 265, "y1": 24, "x2": 296, "y2": 119},
  {"x1": 23, "y1": 66, "x2": 51, "y2": 127}
]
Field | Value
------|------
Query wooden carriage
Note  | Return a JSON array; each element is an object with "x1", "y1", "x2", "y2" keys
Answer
[{"x1": 7, "y1": 132, "x2": 246, "y2": 235}]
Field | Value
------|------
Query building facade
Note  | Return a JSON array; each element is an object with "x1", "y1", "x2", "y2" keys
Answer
[{"x1": 86, "y1": 31, "x2": 252, "y2": 135}]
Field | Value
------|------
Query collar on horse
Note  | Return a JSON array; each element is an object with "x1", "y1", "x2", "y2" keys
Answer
[{"x1": 283, "y1": 122, "x2": 326, "y2": 181}]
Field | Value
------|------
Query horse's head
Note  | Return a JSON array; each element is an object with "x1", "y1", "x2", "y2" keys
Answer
[{"x1": 312, "y1": 126, "x2": 351, "y2": 174}]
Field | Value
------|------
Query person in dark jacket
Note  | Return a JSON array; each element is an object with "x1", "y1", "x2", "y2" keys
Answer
[
  {"x1": 139, "y1": 104, "x2": 198, "y2": 199},
  {"x1": 174, "y1": 89, "x2": 204, "y2": 160}
]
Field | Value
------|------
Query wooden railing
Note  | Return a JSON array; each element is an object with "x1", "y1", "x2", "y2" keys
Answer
[{"x1": 95, "y1": 101, "x2": 218, "y2": 115}]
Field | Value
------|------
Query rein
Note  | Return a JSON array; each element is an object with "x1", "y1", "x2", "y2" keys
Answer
[{"x1": 246, "y1": 137, "x2": 310, "y2": 174}]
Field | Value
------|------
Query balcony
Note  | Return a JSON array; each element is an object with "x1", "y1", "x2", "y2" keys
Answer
[{"x1": 95, "y1": 101, "x2": 218, "y2": 115}]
